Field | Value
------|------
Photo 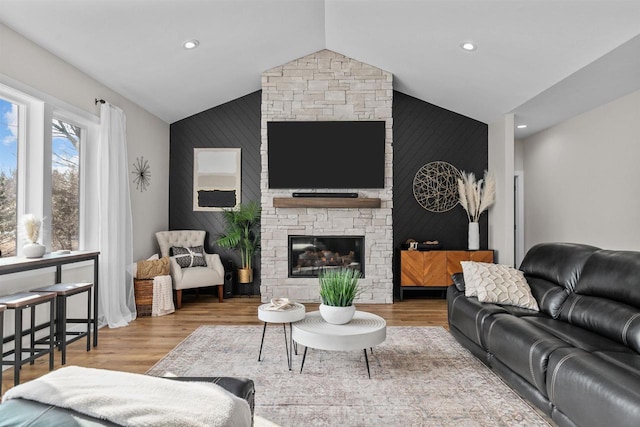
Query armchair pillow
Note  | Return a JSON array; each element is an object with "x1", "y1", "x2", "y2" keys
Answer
[{"x1": 171, "y1": 246, "x2": 208, "y2": 268}]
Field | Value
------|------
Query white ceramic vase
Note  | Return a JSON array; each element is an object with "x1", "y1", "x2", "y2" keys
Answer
[
  {"x1": 468, "y1": 222, "x2": 480, "y2": 250},
  {"x1": 319, "y1": 303, "x2": 356, "y2": 325},
  {"x1": 24, "y1": 242, "x2": 46, "y2": 258}
]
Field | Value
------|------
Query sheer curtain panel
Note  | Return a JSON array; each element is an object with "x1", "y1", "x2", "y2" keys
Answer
[{"x1": 98, "y1": 102, "x2": 136, "y2": 327}]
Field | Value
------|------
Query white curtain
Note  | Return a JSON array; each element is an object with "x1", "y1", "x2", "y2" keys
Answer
[{"x1": 97, "y1": 102, "x2": 137, "y2": 328}]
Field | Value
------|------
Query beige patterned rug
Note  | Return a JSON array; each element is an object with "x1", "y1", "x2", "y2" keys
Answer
[{"x1": 147, "y1": 325, "x2": 552, "y2": 427}]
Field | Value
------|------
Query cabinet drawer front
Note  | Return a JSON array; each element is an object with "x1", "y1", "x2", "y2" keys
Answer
[
  {"x1": 446, "y1": 251, "x2": 469, "y2": 280},
  {"x1": 423, "y1": 251, "x2": 447, "y2": 286},
  {"x1": 400, "y1": 251, "x2": 424, "y2": 286},
  {"x1": 470, "y1": 251, "x2": 494, "y2": 263}
]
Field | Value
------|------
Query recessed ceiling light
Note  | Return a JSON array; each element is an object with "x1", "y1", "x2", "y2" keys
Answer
[
  {"x1": 183, "y1": 40, "x2": 200, "y2": 50},
  {"x1": 460, "y1": 42, "x2": 477, "y2": 51},
  {"x1": 517, "y1": 124, "x2": 528, "y2": 129}
]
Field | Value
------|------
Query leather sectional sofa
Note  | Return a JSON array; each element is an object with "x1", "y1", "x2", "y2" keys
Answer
[{"x1": 448, "y1": 242, "x2": 640, "y2": 427}]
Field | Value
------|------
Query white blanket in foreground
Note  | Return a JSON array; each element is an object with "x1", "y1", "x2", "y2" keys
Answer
[{"x1": 2, "y1": 366, "x2": 251, "y2": 427}]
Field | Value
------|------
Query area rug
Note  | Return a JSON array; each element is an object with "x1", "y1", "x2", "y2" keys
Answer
[{"x1": 147, "y1": 325, "x2": 552, "y2": 427}]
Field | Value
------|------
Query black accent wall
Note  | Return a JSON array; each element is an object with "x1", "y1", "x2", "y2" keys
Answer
[
  {"x1": 169, "y1": 91, "x2": 262, "y2": 295},
  {"x1": 393, "y1": 91, "x2": 488, "y2": 250},
  {"x1": 169, "y1": 90, "x2": 488, "y2": 298}
]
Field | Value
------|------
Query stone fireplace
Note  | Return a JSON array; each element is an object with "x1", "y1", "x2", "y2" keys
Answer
[{"x1": 260, "y1": 50, "x2": 393, "y2": 303}]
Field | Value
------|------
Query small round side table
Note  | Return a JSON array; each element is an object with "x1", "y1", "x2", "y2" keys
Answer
[{"x1": 257, "y1": 302, "x2": 306, "y2": 370}]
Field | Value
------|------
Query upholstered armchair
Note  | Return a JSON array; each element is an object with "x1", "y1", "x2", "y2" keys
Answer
[{"x1": 155, "y1": 230, "x2": 225, "y2": 308}]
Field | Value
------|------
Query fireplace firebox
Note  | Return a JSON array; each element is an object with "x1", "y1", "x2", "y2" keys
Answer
[{"x1": 288, "y1": 235, "x2": 364, "y2": 278}]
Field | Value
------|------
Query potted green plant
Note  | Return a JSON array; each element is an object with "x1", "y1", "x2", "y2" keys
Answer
[
  {"x1": 318, "y1": 267, "x2": 362, "y2": 324},
  {"x1": 216, "y1": 201, "x2": 261, "y2": 283}
]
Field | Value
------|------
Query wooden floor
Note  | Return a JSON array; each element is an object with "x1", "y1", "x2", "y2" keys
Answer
[{"x1": 1, "y1": 295, "x2": 448, "y2": 396}]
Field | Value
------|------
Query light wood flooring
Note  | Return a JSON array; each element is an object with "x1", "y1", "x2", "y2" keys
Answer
[{"x1": 1, "y1": 295, "x2": 448, "y2": 396}]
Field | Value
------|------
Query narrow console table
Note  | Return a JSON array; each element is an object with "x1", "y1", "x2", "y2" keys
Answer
[{"x1": 0, "y1": 250, "x2": 100, "y2": 347}]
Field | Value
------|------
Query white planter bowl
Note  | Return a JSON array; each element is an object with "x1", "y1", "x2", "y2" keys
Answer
[{"x1": 319, "y1": 303, "x2": 356, "y2": 325}]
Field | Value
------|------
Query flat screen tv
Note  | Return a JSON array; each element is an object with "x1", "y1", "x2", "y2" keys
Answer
[{"x1": 267, "y1": 121, "x2": 386, "y2": 189}]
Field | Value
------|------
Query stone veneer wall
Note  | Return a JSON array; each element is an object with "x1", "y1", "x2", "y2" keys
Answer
[{"x1": 260, "y1": 49, "x2": 393, "y2": 303}]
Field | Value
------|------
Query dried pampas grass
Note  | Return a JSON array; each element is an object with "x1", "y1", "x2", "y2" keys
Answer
[
  {"x1": 458, "y1": 170, "x2": 496, "y2": 222},
  {"x1": 22, "y1": 214, "x2": 42, "y2": 244}
]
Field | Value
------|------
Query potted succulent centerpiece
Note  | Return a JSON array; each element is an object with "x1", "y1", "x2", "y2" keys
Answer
[
  {"x1": 216, "y1": 201, "x2": 261, "y2": 284},
  {"x1": 318, "y1": 267, "x2": 362, "y2": 325},
  {"x1": 22, "y1": 213, "x2": 46, "y2": 258}
]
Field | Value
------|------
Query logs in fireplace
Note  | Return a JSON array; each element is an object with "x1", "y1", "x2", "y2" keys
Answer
[{"x1": 288, "y1": 235, "x2": 365, "y2": 278}]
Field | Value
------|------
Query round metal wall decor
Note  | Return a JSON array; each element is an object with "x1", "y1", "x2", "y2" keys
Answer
[
  {"x1": 132, "y1": 156, "x2": 151, "y2": 192},
  {"x1": 412, "y1": 161, "x2": 462, "y2": 212}
]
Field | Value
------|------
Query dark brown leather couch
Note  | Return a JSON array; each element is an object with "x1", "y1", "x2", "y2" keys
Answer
[{"x1": 448, "y1": 242, "x2": 640, "y2": 427}]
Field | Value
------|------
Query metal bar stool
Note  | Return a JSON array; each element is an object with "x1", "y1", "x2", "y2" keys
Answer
[
  {"x1": 31, "y1": 282, "x2": 93, "y2": 365},
  {"x1": 0, "y1": 291, "x2": 56, "y2": 387}
]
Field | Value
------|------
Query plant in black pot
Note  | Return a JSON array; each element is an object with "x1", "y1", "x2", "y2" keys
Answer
[
  {"x1": 318, "y1": 267, "x2": 362, "y2": 324},
  {"x1": 216, "y1": 201, "x2": 261, "y2": 284}
]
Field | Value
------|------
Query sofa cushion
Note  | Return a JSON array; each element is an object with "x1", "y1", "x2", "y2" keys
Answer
[
  {"x1": 171, "y1": 246, "x2": 208, "y2": 268},
  {"x1": 484, "y1": 313, "x2": 572, "y2": 397},
  {"x1": 594, "y1": 351, "x2": 640, "y2": 378},
  {"x1": 547, "y1": 347, "x2": 640, "y2": 427},
  {"x1": 523, "y1": 316, "x2": 634, "y2": 354},
  {"x1": 519, "y1": 243, "x2": 599, "y2": 318},
  {"x1": 558, "y1": 293, "x2": 640, "y2": 353},
  {"x1": 461, "y1": 261, "x2": 539, "y2": 310},
  {"x1": 519, "y1": 242, "x2": 600, "y2": 292},
  {"x1": 559, "y1": 249, "x2": 640, "y2": 353},
  {"x1": 575, "y1": 249, "x2": 640, "y2": 307},
  {"x1": 523, "y1": 276, "x2": 569, "y2": 319},
  {"x1": 447, "y1": 285, "x2": 508, "y2": 349}
]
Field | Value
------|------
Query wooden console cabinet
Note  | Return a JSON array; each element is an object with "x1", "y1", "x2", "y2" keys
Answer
[{"x1": 400, "y1": 250, "x2": 493, "y2": 300}]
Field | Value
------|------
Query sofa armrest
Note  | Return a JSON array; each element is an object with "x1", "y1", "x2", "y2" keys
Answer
[
  {"x1": 452, "y1": 272, "x2": 466, "y2": 292},
  {"x1": 168, "y1": 376, "x2": 255, "y2": 416},
  {"x1": 205, "y1": 253, "x2": 225, "y2": 280}
]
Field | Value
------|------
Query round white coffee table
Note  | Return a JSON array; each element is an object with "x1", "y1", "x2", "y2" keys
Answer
[
  {"x1": 291, "y1": 310, "x2": 386, "y2": 378},
  {"x1": 257, "y1": 302, "x2": 306, "y2": 370}
]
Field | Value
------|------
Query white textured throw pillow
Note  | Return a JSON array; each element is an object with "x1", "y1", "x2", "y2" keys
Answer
[
  {"x1": 460, "y1": 261, "x2": 539, "y2": 311},
  {"x1": 460, "y1": 260, "x2": 482, "y2": 297}
]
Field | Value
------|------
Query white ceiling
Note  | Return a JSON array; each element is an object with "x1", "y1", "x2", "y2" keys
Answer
[{"x1": 1, "y1": 0, "x2": 639, "y2": 137}]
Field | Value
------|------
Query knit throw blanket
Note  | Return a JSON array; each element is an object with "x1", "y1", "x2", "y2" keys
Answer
[
  {"x1": 2, "y1": 366, "x2": 251, "y2": 427},
  {"x1": 152, "y1": 274, "x2": 174, "y2": 317}
]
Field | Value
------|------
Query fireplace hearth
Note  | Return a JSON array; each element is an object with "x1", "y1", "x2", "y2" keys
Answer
[{"x1": 289, "y1": 235, "x2": 365, "y2": 278}]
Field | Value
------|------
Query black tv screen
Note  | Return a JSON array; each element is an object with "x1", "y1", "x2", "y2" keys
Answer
[{"x1": 267, "y1": 121, "x2": 386, "y2": 189}]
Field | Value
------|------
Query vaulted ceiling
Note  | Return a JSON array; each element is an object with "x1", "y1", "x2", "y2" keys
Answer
[{"x1": 1, "y1": 0, "x2": 639, "y2": 137}]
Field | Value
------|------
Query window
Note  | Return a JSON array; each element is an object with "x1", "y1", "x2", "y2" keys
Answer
[
  {"x1": 51, "y1": 119, "x2": 81, "y2": 251},
  {"x1": 0, "y1": 82, "x2": 96, "y2": 257},
  {"x1": 0, "y1": 97, "x2": 18, "y2": 256}
]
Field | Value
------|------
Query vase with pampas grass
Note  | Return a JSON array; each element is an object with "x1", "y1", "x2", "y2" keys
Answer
[
  {"x1": 458, "y1": 170, "x2": 496, "y2": 250},
  {"x1": 22, "y1": 214, "x2": 46, "y2": 258}
]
